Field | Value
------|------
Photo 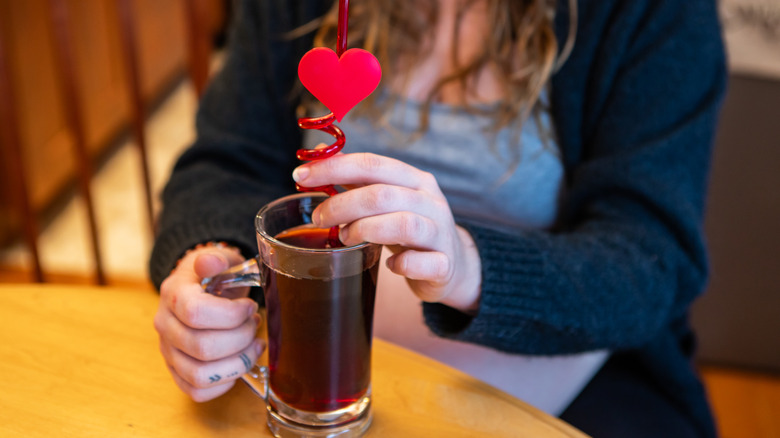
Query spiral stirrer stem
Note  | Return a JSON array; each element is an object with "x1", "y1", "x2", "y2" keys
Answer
[{"x1": 295, "y1": 0, "x2": 351, "y2": 248}]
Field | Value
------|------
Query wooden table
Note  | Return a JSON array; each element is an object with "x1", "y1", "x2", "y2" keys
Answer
[{"x1": 0, "y1": 284, "x2": 589, "y2": 437}]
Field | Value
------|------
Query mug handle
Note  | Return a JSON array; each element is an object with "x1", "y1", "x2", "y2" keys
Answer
[
  {"x1": 201, "y1": 256, "x2": 263, "y2": 296},
  {"x1": 200, "y1": 256, "x2": 268, "y2": 400}
]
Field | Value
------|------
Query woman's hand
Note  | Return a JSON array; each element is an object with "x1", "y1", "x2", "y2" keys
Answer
[
  {"x1": 154, "y1": 246, "x2": 264, "y2": 402},
  {"x1": 293, "y1": 152, "x2": 482, "y2": 313}
]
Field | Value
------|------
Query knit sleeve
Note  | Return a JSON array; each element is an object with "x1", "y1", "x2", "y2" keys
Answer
[
  {"x1": 423, "y1": 0, "x2": 727, "y2": 354},
  {"x1": 149, "y1": 0, "x2": 325, "y2": 289}
]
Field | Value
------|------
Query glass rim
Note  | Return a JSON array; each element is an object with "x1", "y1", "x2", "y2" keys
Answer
[{"x1": 255, "y1": 192, "x2": 376, "y2": 253}]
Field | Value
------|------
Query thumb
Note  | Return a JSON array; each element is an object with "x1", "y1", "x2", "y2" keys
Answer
[{"x1": 193, "y1": 252, "x2": 232, "y2": 279}]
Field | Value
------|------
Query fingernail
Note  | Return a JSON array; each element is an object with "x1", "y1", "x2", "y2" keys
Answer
[
  {"x1": 292, "y1": 166, "x2": 309, "y2": 182},
  {"x1": 312, "y1": 207, "x2": 323, "y2": 226},
  {"x1": 385, "y1": 256, "x2": 394, "y2": 271},
  {"x1": 339, "y1": 226, "x2": 349, "y2": 243},
  {"x1": 248, "y1": 302, "x2": 259, "y2": 318}
]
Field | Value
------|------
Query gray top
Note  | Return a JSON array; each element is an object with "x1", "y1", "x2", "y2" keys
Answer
[{"x1": 303, "y1": 96, "x2": 566, "y2": 231}]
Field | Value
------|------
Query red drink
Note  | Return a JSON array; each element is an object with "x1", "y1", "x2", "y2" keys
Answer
[
  {"x1": 205, "y1": 194, "x2": 379, "y2": 434},
  {"x1": 263, "y1": 226, "x2": 378, "y2": 413}
]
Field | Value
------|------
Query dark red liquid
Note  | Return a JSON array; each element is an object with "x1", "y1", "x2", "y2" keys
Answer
[{"x1": 264, "y1": 226, "x2": 378, "y2": 412}]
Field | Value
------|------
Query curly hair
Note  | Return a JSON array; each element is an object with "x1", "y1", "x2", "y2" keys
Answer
[{"x1": 311, "y1": 0, "x2": 576, "y2": 133}]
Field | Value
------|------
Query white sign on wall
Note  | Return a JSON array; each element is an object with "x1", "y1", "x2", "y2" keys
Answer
[{"x1": 720, "y1": 0, "x2": 780, "y2": 79}]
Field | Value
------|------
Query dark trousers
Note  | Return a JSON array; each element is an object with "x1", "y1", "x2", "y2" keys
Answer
[{"x1": 559, "y1": 355, "x2": 709, "y2": 438}]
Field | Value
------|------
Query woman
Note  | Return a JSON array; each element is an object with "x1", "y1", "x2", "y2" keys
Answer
[{"x1": 151, "y1": 1, "x2": 726, "y2": 436}]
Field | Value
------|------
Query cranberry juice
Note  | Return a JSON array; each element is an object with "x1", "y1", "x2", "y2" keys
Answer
[{"x1": 263, "y1": 226, "x2": 378, "y2": 413}]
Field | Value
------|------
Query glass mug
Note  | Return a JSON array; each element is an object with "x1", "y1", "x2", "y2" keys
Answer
[{"x1": 202, "y1": 193, "x2": 381, "y2": 438}]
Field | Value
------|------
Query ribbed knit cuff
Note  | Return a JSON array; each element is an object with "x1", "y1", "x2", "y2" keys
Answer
[{"x1": 422, "y1": 222, "x2": 559, "y2": 354}]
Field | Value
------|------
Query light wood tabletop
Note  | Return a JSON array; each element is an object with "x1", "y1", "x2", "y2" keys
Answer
[{"x1": 0, "y1": 284, "x2": 589, "y2": 437}]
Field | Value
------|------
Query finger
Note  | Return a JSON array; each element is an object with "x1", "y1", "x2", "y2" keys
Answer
[
  {"x1": 313, "y1": 184, "x2": 444, "y2": 229},
  {"x1": 338, "y1": 212, "x2": 440, "y2": 250},
  {"x1": 192, "y1": 252, "x2": 233, "y2": 278},
  {"x1": 386, "y1": 250, "x2": 452, "y2": 284},
  {"x1": 161, "y1": 272, "x2": 258, "y2": 330},
  {"x1": 166, "y1": 361, "x2": 237, "y2": 403},
  {"x1": 162, "y1": 248, "x2": 256, "y2": 329},
  {"x1": 194, "y1": 252, "x2": 251, "y2": 299},
  {"x1": 293, "y1": 153, "x2": 441, "y2": 193},
  {"x1": 174, "y1": 247, "x2": 245, "y2": 284},
  {"x1": 162, "y1": 338, "x2": 265, "y2": 391},
  {"x1": 157, "y1": 310, "x2": 261, "y2": 362}
]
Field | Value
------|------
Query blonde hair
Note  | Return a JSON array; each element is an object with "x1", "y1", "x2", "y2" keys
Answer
[{"x1": 311, "y1": 0, "x2": 577, "y2": 132}]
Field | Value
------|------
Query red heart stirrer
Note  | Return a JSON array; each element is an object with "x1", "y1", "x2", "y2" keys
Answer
[
  {"x1": 294, "y1": 0, "x2": 381, "y2": 248},
  {"x1": 298, "y1": 47, "x2": 381, "y2": 122}
]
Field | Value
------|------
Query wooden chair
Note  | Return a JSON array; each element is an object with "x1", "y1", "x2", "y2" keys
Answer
[
  {"x1": 46, "y1": 0, "x2": 106, "y2": 285},
  {"x1": 184, "y1": 0, "x2": 215, "y2": 98},
  {"x1": 0, "y1": 25, "x2": 44, "y2": 283},
  {"x1": 3, "y1": 0, "x2": 222, "y2": 284},
  {"x1": 113, "y1": 0, "x2": 220, "y2": 237},
  {"x1": 116, "y1": 0, "x2": 155, "y2": 235}
]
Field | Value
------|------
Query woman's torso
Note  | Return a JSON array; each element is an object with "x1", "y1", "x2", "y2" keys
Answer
[{"x1": 302, "y1": 96, "x2": 609, "y2": 415}]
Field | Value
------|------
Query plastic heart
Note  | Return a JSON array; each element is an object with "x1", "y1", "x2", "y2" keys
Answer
[{"x1": 298, "y1": 47, "x2": 382, "y2": 122}]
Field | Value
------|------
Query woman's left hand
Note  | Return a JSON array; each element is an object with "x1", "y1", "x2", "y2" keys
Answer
[{"x1": 293, "y1": 152, "x2": 482, "y2": 313}]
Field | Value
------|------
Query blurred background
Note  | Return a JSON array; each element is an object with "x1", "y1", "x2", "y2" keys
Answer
[
  {"x1": 0, "y1": 0, "x2": 227, "y2": 283},
  {"x1": 0, "y1": 1, "x2": 778, "y2": 437}
]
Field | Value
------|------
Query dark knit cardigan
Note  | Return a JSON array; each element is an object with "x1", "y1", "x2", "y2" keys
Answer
[{"x1": 150, "y1": 0, "x2": 726, "y2": 435}]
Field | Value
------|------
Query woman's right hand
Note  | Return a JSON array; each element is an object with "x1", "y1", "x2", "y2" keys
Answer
[{"x1": 153, "y1": 245, "x2": 265, "y2": 402}]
